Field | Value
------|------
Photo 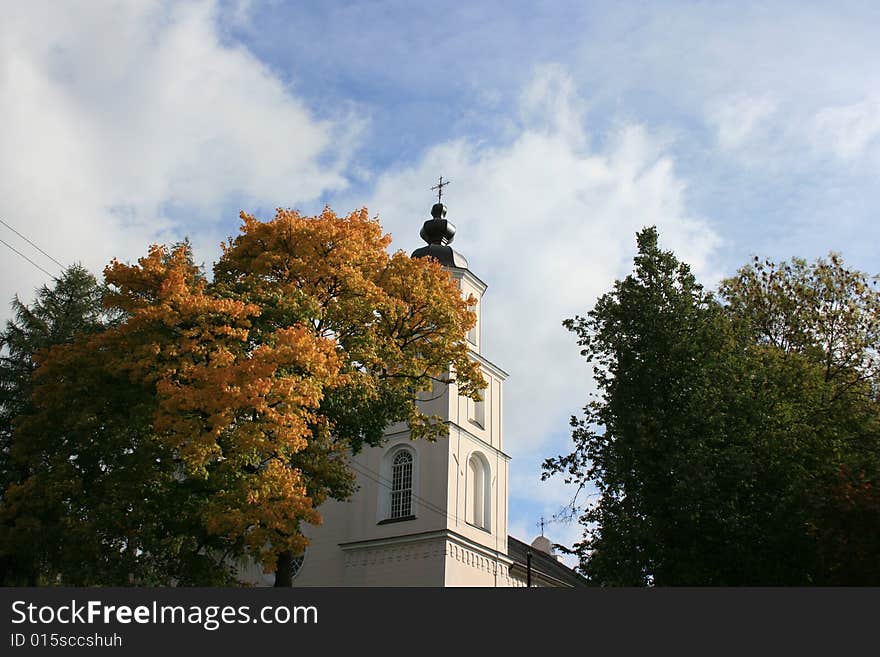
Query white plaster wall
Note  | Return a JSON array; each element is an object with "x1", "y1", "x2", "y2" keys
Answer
[
  {"x1": 293, "y1": 431, "x2": 452, "y2": 586},
  {"x1": 342, "y1": 538, "x2": 447, "y2": 587}
]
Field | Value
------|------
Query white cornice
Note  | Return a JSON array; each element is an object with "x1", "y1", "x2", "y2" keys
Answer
[
  {"x1": 382, "y1": 423, "x2": 511, "y2": 461},
  {"x1": 338, "y1": 528, "x2": 515, "y2": 567},
  {"x1": 449, "y1": 423, "x2": 512, "y2": 461},
  {"x1": 469, "y1": 349, "x2": 509, "y2": 379},
  {"x1": 449, "y1": 266, "x2": 488, "y2": 293}
]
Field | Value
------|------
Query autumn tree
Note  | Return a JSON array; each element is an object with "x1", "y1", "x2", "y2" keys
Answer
[
  {"x1": 1, "y1": 208, "x2": 482, "y2": 586},
  {"x1": 213, "y1": 208, "x2": 483, "y2": 584},
  {"x1": 544, "y1": 228, "x2": 880, "y2": 585}
]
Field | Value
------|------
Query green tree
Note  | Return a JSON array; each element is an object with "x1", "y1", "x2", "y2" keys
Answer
[
  {"x1": 0, "y1": 265, "x2": 111, "y2": 584},
  {"x1": 544, "y1": 229, "x2": 880, "y2": 585},
  {"x1": 719, "y1": 254, "x2": 880, "y2": 584}
]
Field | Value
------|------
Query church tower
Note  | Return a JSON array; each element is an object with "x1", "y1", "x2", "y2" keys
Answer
[{"x1": 286, "y1": 191, "x2": 517, "y2": 587}]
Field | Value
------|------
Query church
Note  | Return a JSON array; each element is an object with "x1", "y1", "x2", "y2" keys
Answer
[{"x1": 245, "y1": 192, "x2": 585, "y2": 587}]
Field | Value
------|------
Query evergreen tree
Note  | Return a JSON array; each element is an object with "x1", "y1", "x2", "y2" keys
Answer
[{"x1": 0, "y1": 265, "x2": 110, "y2": 584}]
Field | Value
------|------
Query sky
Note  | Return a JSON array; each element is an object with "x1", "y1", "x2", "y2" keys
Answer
[{"x1": 2, "y1": 0, "x2": 880, "y2": 563}]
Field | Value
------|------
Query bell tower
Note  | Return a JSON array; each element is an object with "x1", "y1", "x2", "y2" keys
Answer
[{"x1": 281, "y1": 188, "x2": 514, "y2": 587}]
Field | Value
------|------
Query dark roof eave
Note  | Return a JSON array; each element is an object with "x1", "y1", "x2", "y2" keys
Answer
[
  {"x1": 507, "y1": 535, "x2": 589, "y2": 587},
  {"x1": 411, "y1": 244, "x2": 469, "y2": 269}
]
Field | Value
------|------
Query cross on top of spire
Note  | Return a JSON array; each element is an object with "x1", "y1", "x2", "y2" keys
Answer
[{"x1": 431, "y1": 175, "x2": 451, "y2": 203}]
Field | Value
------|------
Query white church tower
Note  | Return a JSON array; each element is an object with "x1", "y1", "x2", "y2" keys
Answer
[{"x1": 288, "y1": 193, "x2": 519, "y2": 586}]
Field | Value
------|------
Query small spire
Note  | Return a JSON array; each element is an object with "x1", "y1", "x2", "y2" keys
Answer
[
  {"x1": 431, "y1": 175, "x2": 451, "y2": 203},
  {"x1": 420, "y1": 176, "x2": 456, "y2": 246}
]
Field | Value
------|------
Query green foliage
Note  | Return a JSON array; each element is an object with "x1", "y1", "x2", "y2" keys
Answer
[
  {"x1": 0, "y1": 263, "x2": 234, "y2": 586},
  {"x1": 0, "y1": 265, "x2": 109, "y2": 471},
  {"x1": 545, "y1": 228, "x2": 880, "y2": 585},
  {"x1": 0, "y1": 266, "x2": 116, "y2": 584}
]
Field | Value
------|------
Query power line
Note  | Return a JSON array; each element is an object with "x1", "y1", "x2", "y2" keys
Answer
[
  {"x1": 0, "y1": 237, "x2": 57, "y2": 280},
  {"x1": 0, "y1": 217, "x2": 64, "y2": 269},
  {"x1": 348, "y1": 459, "x2": 460, "y2": 525}
]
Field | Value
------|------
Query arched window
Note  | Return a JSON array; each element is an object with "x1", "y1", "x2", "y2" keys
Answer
[
  {"x1": 466, "y1": 453, "x2": 490, "y2": 531},
  {"x1": 390, "y1": 450, "x2": 413, "y2": 519}
]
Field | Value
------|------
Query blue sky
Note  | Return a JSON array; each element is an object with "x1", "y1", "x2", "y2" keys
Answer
[{"x1": 2, "y1": 0, "x2": 880, "y2": 558}]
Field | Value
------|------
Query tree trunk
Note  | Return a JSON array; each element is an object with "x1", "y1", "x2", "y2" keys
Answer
[{"x1": 274, "y1": 550, "x2": 293, "y2": 587}]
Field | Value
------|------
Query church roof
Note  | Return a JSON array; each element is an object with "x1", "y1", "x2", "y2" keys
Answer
[
  {"x1": 411, "y1": 242, "x2": 469, "y2": 269},
  {"x1": 507, "y1": 535, "x2": 589, "y2": 588}
]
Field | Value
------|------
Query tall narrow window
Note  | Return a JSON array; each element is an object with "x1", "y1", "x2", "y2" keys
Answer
[
  {"x1": 469, "y1": 388, "x2": 486, "y2": 428},
  {"x1": 390, "y1": 450, "x2": 413, "y2": 519},
  {"x1": 466, "y1": 454, "x2": 490, "y2": 530},
  {"x1": 467, "y1": 301, "x2": 479, "y2": 345}
]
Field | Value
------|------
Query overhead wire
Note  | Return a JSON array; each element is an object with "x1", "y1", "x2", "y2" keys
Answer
[
  {"x1": 348, "y1": 459, "x2": 458, "y2": 525},
  {"x1": 0, "y1": 217, "x2": 64, "y2": 269},
  {"x1": 0, "y1": 237, "x2": 58, "y2": 280}
]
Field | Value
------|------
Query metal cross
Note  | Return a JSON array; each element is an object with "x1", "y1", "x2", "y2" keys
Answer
[
  {"x1": 538, "y1": 516, "x2": 546, "y2": 537},
  {"x1": 431, "y1": 176, "x2": 451, "y2": 202}
]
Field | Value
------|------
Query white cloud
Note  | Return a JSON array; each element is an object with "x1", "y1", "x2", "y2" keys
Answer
[
  {"x1": 709, "y1": 95, "x2": 778, "y2": 152},
  {"x1": 0, "y1": 0, "x2": 358, "y2": 311},
  {"x1": 706, "y1": 93, "x2": 880, "y2": 170},
  {"x1": 518, "y1": 63, "x2": 589, "y2": 145},
  {"x1": 811, "y1": 98, "x2": 880, "y2": 162},
  {"x1": 342, "y1": 66, "x2": 720, "y2": 532}
]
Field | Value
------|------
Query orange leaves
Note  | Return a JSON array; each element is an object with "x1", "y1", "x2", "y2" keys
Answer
[
  {"x1": 105, "y1": 243, "x2": 204, "y2": 312},
  {"x1": 374, "y1": 250, "x2": 483, "y2": 399},
  {"x1": 144, "y1": 311, "x2": 343, "y2": 474},
  {"x1": 50, "y1": 239, "x2": 346, "y2": 562},
  {"x1": 203, "y1": 459, "x2": 319, "y2": 571},
  {"x1": 218, "y1": 207, "x2": 389, "y2": 301}
]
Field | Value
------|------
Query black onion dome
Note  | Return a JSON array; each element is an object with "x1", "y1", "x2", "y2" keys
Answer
[
  {"x1": 412, "y1": 202, "x2": 469, "y2": 268},
  {"x1": 419, "y1": 203, "x2": 456, "y2": 245}
]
